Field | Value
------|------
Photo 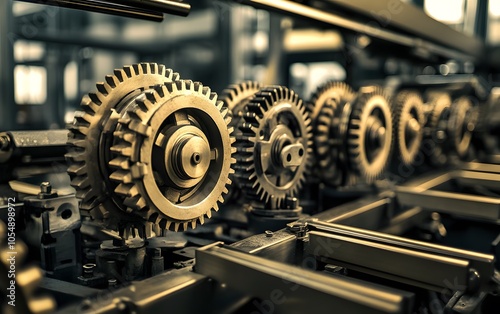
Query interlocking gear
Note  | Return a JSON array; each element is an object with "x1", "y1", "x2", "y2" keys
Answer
[
  {"x1": 66, "y1": 63, "x2": 180, "y2": 231},
  {"x1": 424, "y1": 92, "x2": 452, "y2": 166},
  {"x1": 219, "y1": 81, "x2": 262, "y2": 201},
  {"x1": 308, "y1": 81, "x2": 356, "y2": 121},
  {"x1": 311, "y1": 82, "x2": 356, "y2": 183},
  {"x1": 347, "y1": 86, "x2": 393, "y2": 182},
  {"x1": 448, "y1": 96, "x2": 478, "y2": 159},
  {"x1": 0, "y1": 221, "x2": 56, "y2": 314},
  {"x1": 235, "y1": 85, "x2": 312, "y2": 208},
  {"x1": 393, "y1": 90, "x2": 425, "y2": 166},
  {"x1": 220, "y1": 81, "x2": 262, "y2": 125},
  {"x1": 109, "y1": 80, "x2": 235, "y2": 232}
]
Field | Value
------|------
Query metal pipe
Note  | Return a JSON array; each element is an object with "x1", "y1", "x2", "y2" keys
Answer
[
  {"x1": 119, "y1": 0, "x2": 190, "y2": 17},
  {"x1": 16, "y1": 0, "x2": 164, "y2": 22}
]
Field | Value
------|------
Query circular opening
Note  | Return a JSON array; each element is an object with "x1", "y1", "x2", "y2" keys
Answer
[
  {"x1": 298, "y1": 148, "x2": 304, "y2": 157},
  {"x1": 286, "y1": 154, "x2": 292, "y2": 162},
  {"x1": 61, "y1": 209, "x2": 72, "y2": 220},
  {"x1": 193, "y1": 153, "x2": 201, "y2": 163}
]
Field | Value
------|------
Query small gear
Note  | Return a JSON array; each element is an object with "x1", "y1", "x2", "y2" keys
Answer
[
  {"x1": 393, "y1": 90, "x2": 425, "y2": 166},
  {"x1": 109, "y1": 80, "x2": 236, "y2": 232},
  {"x1": 424, "y1": 92, "x2": 452, "y2": 166},
  {"x1": 220, "y1": 81, "x2": 262, "y2": 125},
  {"x1": 448, "y1": 96, "x2": 478, "y2": 159},
  {"x1": 308, "y1": 81, "x2": 356, "y2": 121},
  {"x1": 0, "y1": 221, "x2": 56, "y2": 314},
  {"x1": 311, "y1": 82, "x2": 356, "y2": 184},
  {"x1": 347, "y1": 86, "x2": 393, "y2": 182},
  {"x1": 235, "y1": 85, "x2": 312, "y2": 207},
  {"x1": 66, "y1": 63, "x2": 180, "y2": 231}
]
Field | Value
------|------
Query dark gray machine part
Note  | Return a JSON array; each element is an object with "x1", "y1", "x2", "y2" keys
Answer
[{"x1": 16, "y1": 0, "x2": 191, "y2": 21}]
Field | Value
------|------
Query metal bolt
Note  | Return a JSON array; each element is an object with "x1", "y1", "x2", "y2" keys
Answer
[
  {"x1": 153, "y1": 248, "x2": 162, "y2": 258},
  {"x1": 0, "y1": 135, "x2": 10, "y2": 151},
  {"x1": 83, "y1": 263, "x2": 96, "y2": 278},
  {"x1": 285, "y1": 197, "x2": 298, "y2": 209},
  {"x1": 108, "y1": 278, "x2": 117, "y2": 287},
  {"x1": 40, "y1": 182, "x2": 52, "y2": 194},
  {"x1": 265, "y1": 230, "x2": 274, "y2": 237}
]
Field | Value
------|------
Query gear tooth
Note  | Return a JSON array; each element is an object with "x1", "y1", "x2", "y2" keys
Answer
[
  {"x1": 198, "y1": 215, "x2": 205, "y2": 225},
  {"x1": 105, "y1": 75, "x2": 119, "y2": 88},
  {"x1": 67, "y1": 163, "x2": 86, "y2": 176},
  {"x1": 206, "y1": 210, "x2": 212, "y2": 219},
  {"x1": 96, "y1": 82, "x2": 110, "y2": 95},
  {"x1": 123, "y1": 65, "x2": 134, "y2": 77},
  {"x1": 182, "y1": 222, "x2": 189, "y2": 231},
  {"x1": 190, "y1": 220, "x2": 197, "y2": 229},
  {"x1": 80, "y1": 95, "x2": 99, "y2": 114},
  {"x1": 218, "y1": 195, "x2": 224, "y2": 203},
  {"x1": 174, "y1": 223, "x2": 180, "y2": 232},
  {"x1": 136, "y1": 93, "x2": 155, "y2": 112},
  {"x1": 113, "y1": 68, "x2": 125, "y2": 82},
  {"x1": 70, "y1": 175, "x2": 90, "y2": 189},
  {"x1": 88, "y1": 92, "x2": 102, "y2": 105},
  {"x1": 109, "y1": 156, "x2": 130, "y2": 170}
]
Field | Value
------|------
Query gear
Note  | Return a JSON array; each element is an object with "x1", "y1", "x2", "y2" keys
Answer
[
  {"x1": 66, "y1": 63, "x2": 180, "y2": 231},
  {"x1": 347, "y1": 86, "x2": 393, "y2": 182},
  {"x1": 0, "y1": 221, "x2": 56, "y2": 314},
  {"x1": 448, "y1": 96, "x2": 478, "y2": 159},
  {"x1": 311, "y1": 82, "x2": 356, "y2": 184},
  {"x1": 308, "y1": 81, "x2": 356, "y2": 121},
  {"x1": 220, "y1": 81, "x2": 262, "y2": 125},
  {"x1": 424, "y1": 92, "x2": 452, "y2": 166},
  {"x1": 393, "y1": 90, "x2": 425, "y2": 166},
  {"x1": 219, "y1": 81, "x2": 262, "y2": 201},
  {"x1": 109, "y1": 80, "x2": 236, "y2": 232},
  {"x1": 235, "y1": 85, "x2": 312, "y2": 208}
]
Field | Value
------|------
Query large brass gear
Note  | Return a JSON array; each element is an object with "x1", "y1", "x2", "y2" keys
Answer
[
  {"x1": 393, "y1": 90, "x2": 425, "y2": 166},
  {"x1": 109, "y1": 80, "x2": 236, "y2": 232},
  {"x1": 347, "y1": 86, "x2": 393, "y2": 182},
  {"x1": 0, "y1": 221, "x2": 56, "y2": 314},
  {"x1": 66, "y1": 63, "x2": 180, "y2": 231},
  {"x1": 424, "y1": 92, "x2": 452, "y2": 166},
  {"x1": 235, "y1": 85, "x2": 312, "y2": 207},
  {"x1": 311, "y1": 82, "x2": 356, "y2": 183},
  {"x1": 448, "y1": 96, "x2": 479, "y2": 159}
]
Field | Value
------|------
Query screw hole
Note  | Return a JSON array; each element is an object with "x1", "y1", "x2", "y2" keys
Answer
[
  {"x1": 286, "y1": 154, "x2": 292, "y2": 162},
  {"x1": 61, "y1": 209, "x2": 72, "y2": 220},
  {"x1": 298, "y1": 148, "x2": 304, "y2": 157}
]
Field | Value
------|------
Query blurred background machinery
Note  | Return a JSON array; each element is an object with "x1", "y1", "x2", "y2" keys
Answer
[{"x1": 1, "y1": 0, "x2": 500, "y2": 313}]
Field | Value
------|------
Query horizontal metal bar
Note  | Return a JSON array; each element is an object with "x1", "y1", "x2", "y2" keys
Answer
[
  {"x1": 396, "y1": 186, "x2": 500, "y2": 222},
  {"x1": 305, "y1": 220, "x2": 495, "y2": 290},
  {"x1": 119, "y1": 0, "x2": 190, "y2": 17},
  {"x1": 461, "y1": 162, "x2": 500, "y2": 174},
  {"x1": 308, "y1": 230, "x2": 470, "y2": 291},
  {"x1": 454, "y1": 170, "x2": 500, "y2": 191},
  {"x1": 196, "y1": 245, "x2": 412, "y2": 314},
  {"x1": 238, "y1": 0, "x2": 478, "y2": 62},
  {"x1": 16, "y1": 0, "x2": 164, "y2": 22}
]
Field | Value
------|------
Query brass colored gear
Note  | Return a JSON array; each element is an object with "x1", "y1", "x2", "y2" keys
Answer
[
  {"x1": 235, "y1": 85, "x2": 312, "y2": 207},
  {"x1": 347, "y1": 86, "x2": 393, "y2": 182},
  {"x1": 311, "y1": 82, "x2": 356, "y2": 184},
  {"x1": 109, "y1": 80, "x2": 236, "y2": 232},
  {"x1": 308, "y1": 81, "x2": 356, "y2": 121},
  {"x1": 66, "y1": 63, "x2": 180, "y2": 231},
  {"x1": 220, "y1": 81, "x2": 262, "y2": 125},
  {"x1": 448, "y1": 96, "x2": 479, "y2": 159},
  {"x1": 0, "y1": 221, "x2": 56, "y2": 314},
  {"x1": 393, "y1": 90, "x2": 425, "y2": 166},
  {"x1": 424, "y1": 92, "x2": 452, "y2": 166}
]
